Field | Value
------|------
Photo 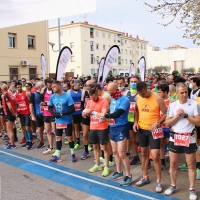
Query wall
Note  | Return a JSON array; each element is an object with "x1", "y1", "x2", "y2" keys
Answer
[{"x1": 0, "y1": 21, "x2": 49, "y2": 81}]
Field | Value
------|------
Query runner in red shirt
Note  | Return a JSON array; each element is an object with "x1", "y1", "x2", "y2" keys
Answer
[
  {"x1": 1, "y1": 84, "x2": 17, "y2": 149},
  {"x1": 15, "y1": 82, "x2": 33, "y2": 150}
]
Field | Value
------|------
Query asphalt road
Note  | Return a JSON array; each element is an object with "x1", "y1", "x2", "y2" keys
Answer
[{"x1": 0, "y1": 132, "x2": 199, "y2": 200}]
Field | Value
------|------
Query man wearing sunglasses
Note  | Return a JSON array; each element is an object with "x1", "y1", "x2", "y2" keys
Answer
[{"x1": 81, "y1": 80, "x2": 93, "y2": 159}]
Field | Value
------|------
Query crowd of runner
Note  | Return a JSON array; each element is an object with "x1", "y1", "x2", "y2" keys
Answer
[{"x1": 0, "y1": 72, "x2": 200, "y2": 200}]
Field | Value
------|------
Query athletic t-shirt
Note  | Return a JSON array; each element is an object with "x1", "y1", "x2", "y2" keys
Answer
[
  {"x1": 109, "y1": 95, "x2": 130, "y2": 127},
  {"x1": 15, "y1": 91, "x2": 30, "y2": 115},
  {"x1": 167, "y1": 99, "x2": 200, "y2": 143},
  {"x1": 43, "y1": 89, "x2": 53, "y2": 117},
  {"x1": 86, "y1": 97, "x2": 109, "y2": 130},
  {"x1": 2, "y1": 92, "x2": 17, "y2": 115},
  {"x1": 49, "y1": 92, "x2": 74, "y2": 125}
]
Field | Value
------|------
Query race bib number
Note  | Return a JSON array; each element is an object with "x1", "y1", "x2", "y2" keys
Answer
[
  {"x1": 56, "y1": 124, "x2": 67, "y2": 129},
  {"x1": 40, "y1": 106, "x2": 44, "y2": 112},
  {"x1": 174, "y1": 133, "x2": 190, "y2": 147},
  {"x1": 43, "y1": 106, "x2": 48, "y2": 111},
  {"x1": 110, "y1": 118, "x2": 115, "y2": 125},
  {"x1": 85, "y1": 98, "x2": 90, "y2": 106},
  {"x1": 74, "y1": 102, "x2": 81, "y2": 111},
  {"x1": 91, "y1": 116, "x2": 99, "y2": 124},
  {"x1": 18, "y1": 101, "x2": 27, "y2": 110},
  {"x1": 152, "y1": 128, "x2": 164, "y2": 139},
  {"x1": 129, "y1": 102, "x2": 135, "y2": 113}
]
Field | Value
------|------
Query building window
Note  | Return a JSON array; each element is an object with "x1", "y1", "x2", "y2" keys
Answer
[
  {"x1": 117, "y1": 34, "x2": 121, "y2": 42},
  {"x1": 103, "y1": 45, "x2": 106, "y2": 51},
  {"x1": 70, "y1": 42, "x2": 74, "y2": 49},
  {"x1": 91, "y1": 54, "x2": 94, "y2": 64},
  {"x1": 130, "y1": 60, "x2": 132, "y2": 64},
  {"x1": 125, "y1": 59, "x2": 127, "y2": 64},
  {"x1": 118, "y1": 56, "x2": 121, "y2": 65},
  {"x1": 69, "y1": 29, "x2": 74, "y2": 35},
  {"x1": 90, "y1": 28, "x2": 94, "y2": 38},
  {"x1": 114, "y1": 35, "x2": 116, "y2": 42},
  {"x1": 96, "y1": 31, "x2": 98, "y2": 37},
  {"x1": 108, "y1": 34, "x2": 110, "y2": 39},
  {"x1": 90, "y1": 41, "x2": 94, "y2": 51},
  {"x1": 8, "y1": 33, "x2": 16, "y2": 48},
  {"x1": 138, "y1": 43, "x2": 140, "y2": 48},
  {"x1": 28, "y1": 36, "x2": 35, "y2": 49},
  {"x1": 9, "y1": 66, "x2": 18, "y2": 80},
  {"x1": 102, "y1": 32, "x2": 105, "y2": 38},
  {"x1": 125, "y1": 40, "x2": 127, "y2": 44},
  {"x1": 121, "y1": 49, "x2": 123, "y2": 54},
  {"x1": 29, "y1": 66, "x2": 37, "y2": 80},
  {"x1": 125, "y1": 50, "x2": 127, "y2": 55},
  {"x1": 71, "y1": 56, "x2": 75, "y2": 62},
  {"x1": 144, "y1": 44, "x2": 146, "y2": 49},
  {"x1": 96, "y1": 56, "x2": 99, "y2": 63},
  {"x1": 121, "y1": 59, "x2": 123, "y2": 64},
  {"x1": 130, "y1": 50, "x2": 132, "y2": 55},
  {"x1": 96, "y1": 43, "x2": 99, "y2": 50}
]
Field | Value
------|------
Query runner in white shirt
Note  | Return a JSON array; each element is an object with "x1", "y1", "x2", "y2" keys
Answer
[{"x1": 165, "y1": 82, "x2": 200, "y2": 200}]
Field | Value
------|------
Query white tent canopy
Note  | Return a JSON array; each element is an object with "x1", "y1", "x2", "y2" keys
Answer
[{"x1": 0, "y1": 0, "x2": 96, "y2": 28}]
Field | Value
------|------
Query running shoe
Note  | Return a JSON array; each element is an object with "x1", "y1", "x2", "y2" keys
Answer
[
  {"x1": 49, "y1": 156, "x2": 62, "y2": 163},
  {"x1": 108, "y1": 161, "x2": 115, "y2": 167},
  {"x1": 37, "y1": 142, "x2": 45, "y2": 149},
  {"x1": 189, "y1": 189, "x2": 197, "y2": 200},
  {"x1": 19, "y1": 137, "x2": 26, "y2": 144},
  {"x1": 155, "y1": 181, "x2": 163, "y2": 193},
  {"x1": 5, "y1": 144, "x2": 16, "y2": 150},
  {"x1": 2, "y1": 134, "x2": 9, "y2": 140},
  {"x1": 161, "y1": 165, "x2": 167, "y2": 170},
  {"x1": 64, "y1": 140, "x2": 69, "y2": 145},
  {"x1": 110, "y1": 171, "x2": 124, "y2": 181},
  {"x1": 136, "y1": 177, "x2": 150, "y2": 187},
  {"x1": 120, "y1": 175, "x2": 132, "y2": 186},
  {"x1": 88, "y1": 164, "x2": 102, "y2": 173},
  {"x1": 81, "y1": 151, "x2": 90, "y2": 160},
  {"x1": 22, "y1": 143, "x2": 28, "y2": 148},
  {"x1": 88, "y1": 145, "x2": 93, "y2": 151},
  {"x1": 4, "y1": 141, "x2": 10, "y2": 146},
  {"x1": 165, "y1": 185, "x2": 178, "y2": 196},
  {"x1": 178, "y1": 163, "x2": 188, "y2": 171},
  {"x1": 130, "y1": 157, "x2": 141, "y2": 165},
  {"x1": 43, "y1": 148, "x2": 55, "y2": 155},
  {"x1": 196, "y1": 168, "x2": 200, "y2": 180},
  {"x1": 102, "y1": 166, "x2": 110, "y2": 177},
  {"x1": 27, "y1": 143, "x2": 34, "y2": 150},
  {"x1": 126, "y1": 152, "x2": 131, "y2": 157},
  {"x1": 71, "y1": 154, "x2": 77, "y2": 162},
  {"x1": 74, "y1": 143, "x2": 80, "y2": 150}
]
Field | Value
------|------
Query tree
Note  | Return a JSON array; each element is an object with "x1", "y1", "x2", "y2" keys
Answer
[
  {"x1": 144, "y1": 0, "x2": 200, "y2": 44},
  {"x1": 172, "y1": 70, "x2": 179, "y2": 75},
  {"x1": 182, "y1": 67, "x2": 195, "y2": 73},
  {"x1": 152, "y1": 65, "x2": 171, "y2": 73}
]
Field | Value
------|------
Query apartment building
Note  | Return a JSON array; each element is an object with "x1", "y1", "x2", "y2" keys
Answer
[
  {"x1": 147, "y1": 43, "x2": 200, "y2": 73},
  {"x1": 49, "y1": 21, "x2": 148, "y2": 76},
  {"x1": 0, "y1": 21, "x2": 49, "y2": 81}
]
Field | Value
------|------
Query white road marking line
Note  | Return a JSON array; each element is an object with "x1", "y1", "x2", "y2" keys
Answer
[{"x1": 0, "y1": 150, "x2": 158, "y2": 200}]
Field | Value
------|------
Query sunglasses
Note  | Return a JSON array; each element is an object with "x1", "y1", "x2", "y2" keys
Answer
[{"x1": 85, "y1": 84, "x2": 91, "y2": 87}]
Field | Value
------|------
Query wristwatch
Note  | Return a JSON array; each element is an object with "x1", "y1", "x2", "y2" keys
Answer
[
  {"x1": 184, "y1": 113, "x2": 188, "y2": 118},
  {"x1": 156, "y1": 121, "x2": 160, "y2": 126}
]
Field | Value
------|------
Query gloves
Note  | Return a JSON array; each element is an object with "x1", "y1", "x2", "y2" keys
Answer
[{"x1": 52, "y1": 112, "x2": 62, "y2": 118}]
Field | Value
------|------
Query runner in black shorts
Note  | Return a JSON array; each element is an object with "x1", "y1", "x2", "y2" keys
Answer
[
  {"x1": 68, "y1": 79, "x2": 82, "y2": 150},
  {"x1": 164, "y1": 83, "x2": 200, "y2": 199},
  {"x1": 133, "y1": 82, "x2": 167, "y2": 192},
  {"x1": 81, "y1": 80, "x2": 93, "y2": 159}
]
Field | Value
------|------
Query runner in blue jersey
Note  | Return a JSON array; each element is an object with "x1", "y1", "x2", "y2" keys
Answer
[
  {"x1": 103, "y1": 82, "x2": 132, "y2": 186},
  {"x1": 48, "y1": 81, "x2": 76, "y2": 163}
]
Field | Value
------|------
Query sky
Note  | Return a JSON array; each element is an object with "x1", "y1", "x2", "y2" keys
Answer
[{"x1": 48, "y1": 0, "x2": 199, "y2": 50}]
